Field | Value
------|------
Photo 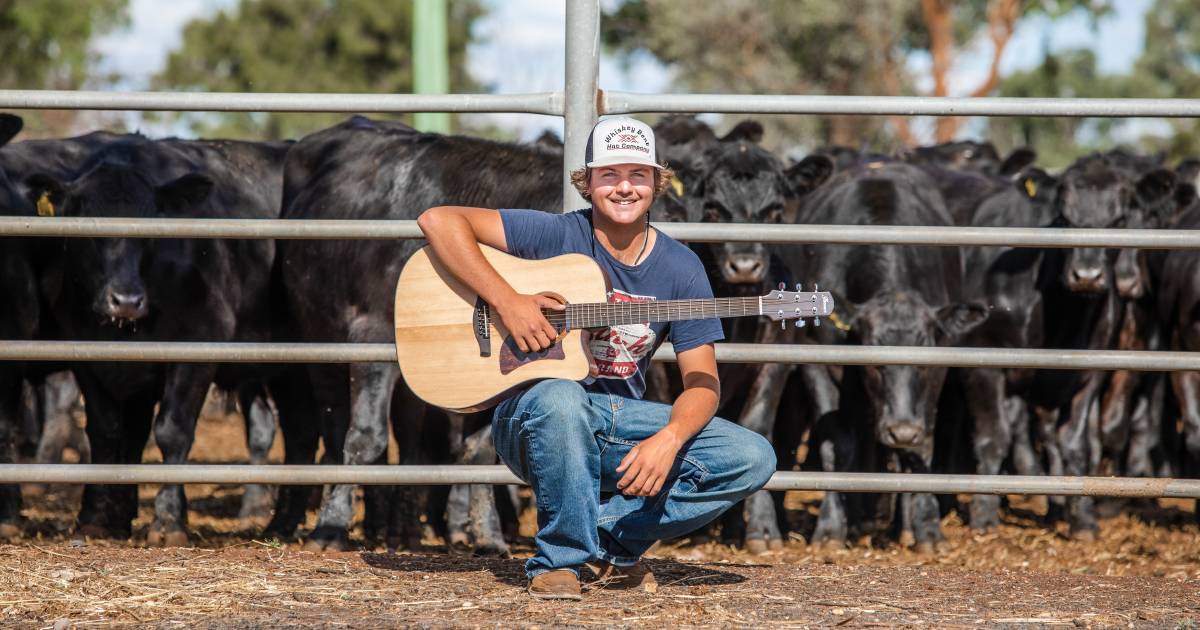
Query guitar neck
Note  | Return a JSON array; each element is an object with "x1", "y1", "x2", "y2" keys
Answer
[{"x1": 559, "y1": 297, "x2": 761, "y2": 329}]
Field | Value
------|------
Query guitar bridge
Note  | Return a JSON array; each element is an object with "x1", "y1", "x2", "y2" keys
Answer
[{"x1": 473, "y1": 297, "x2": 491, "y2": 357}]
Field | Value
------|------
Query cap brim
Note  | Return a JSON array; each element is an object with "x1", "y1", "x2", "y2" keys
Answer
[{"x1": 586, "y1": 156, "x2": 663, "y2": 169}]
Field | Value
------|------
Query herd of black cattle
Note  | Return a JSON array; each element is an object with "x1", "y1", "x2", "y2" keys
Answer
[{"x1": 1, "y1": 111, "x2": 1199, "y2": 557}]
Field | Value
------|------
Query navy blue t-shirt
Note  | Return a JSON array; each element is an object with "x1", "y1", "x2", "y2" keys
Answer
[{"x1": 500, "y1": 208, "x2": 724, "y2": 400}]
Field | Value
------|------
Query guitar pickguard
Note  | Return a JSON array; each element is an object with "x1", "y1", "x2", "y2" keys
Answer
[{"x1": 498, "y1": 335, "x2": 565, "y2": 375}]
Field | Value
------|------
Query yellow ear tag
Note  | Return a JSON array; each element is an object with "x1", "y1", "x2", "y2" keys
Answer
[
  {"x1": 670, "y1": 176, "x2": 684, "y2": 197},
  {"x1": 36, "y1": 191, "x2": 55, "y2": 217},
  {"x1": 828, "y1": 311, "x2": 852, "y2": 332},
  {"x1": 1024, "y1": 178, "x2": 1037, "y2": 198}
]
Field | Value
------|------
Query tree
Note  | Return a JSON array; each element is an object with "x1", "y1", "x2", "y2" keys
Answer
[
  {"x1": 153, "y1": 0, "x2": 484, "y2": 140},
  {"x1": 603, "y1": 0, "x2": 1111, "y2": 151},
  {"x1": 0, "y1": 0, "x2": 130, "y2": 136}
]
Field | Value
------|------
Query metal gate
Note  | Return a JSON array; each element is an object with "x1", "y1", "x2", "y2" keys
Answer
[{"x1": 1, "y1": 1, "x2": 1198, "y2": 498}]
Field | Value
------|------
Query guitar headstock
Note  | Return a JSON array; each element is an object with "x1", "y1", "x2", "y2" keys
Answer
[{"x1": 761, "y1": 283, "x2": 835, "y2": 328}]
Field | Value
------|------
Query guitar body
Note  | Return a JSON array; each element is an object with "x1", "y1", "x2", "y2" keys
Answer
[{"x1": 394, "y1": 245, "x2": 609, "y2": 412}]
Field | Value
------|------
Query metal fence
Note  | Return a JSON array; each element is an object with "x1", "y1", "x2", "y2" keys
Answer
[{"x1": 2, "y1": 0, "x2": 1200, "y2": 498}]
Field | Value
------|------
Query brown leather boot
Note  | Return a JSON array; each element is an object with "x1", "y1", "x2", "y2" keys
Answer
[
  {"x1": 586, "y1": 560, "x2": 658, "y2": 593},
  {"x1": 528, "y1": 569, "x2": 582, "y2": 600}
]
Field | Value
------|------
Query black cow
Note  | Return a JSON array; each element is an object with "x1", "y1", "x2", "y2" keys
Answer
[
  {"x1": 276, "y1": 116, "x2": 563, "y2": 552},
  {"x1": 939, "y1": 165, "x2": 1058, "y2": 530},
  {"x1": 0, "y1": 117, "x2": 133, "y2": 539},
  {"x1": 1023, "y1": 153, "x2": 1161, "y2": 539},
  {"x1": 26, "y1": 137, "x2": 288, "y2": 544},
  {"x1": 1158, "y1": 201, "x2": 1200, "y2": 521},
  {"x1": 649, "y1": 116, "x2": 833, "y2": 551},
  {"x1": 789, "y1": 162, "x2": 986, "y2": 551}
]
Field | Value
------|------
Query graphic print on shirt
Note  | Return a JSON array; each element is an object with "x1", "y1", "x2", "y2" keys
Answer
[{"x1": 588, "y1": 289, "x2": 656, "y2": 380}]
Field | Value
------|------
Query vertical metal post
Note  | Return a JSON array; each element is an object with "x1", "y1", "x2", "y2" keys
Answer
[
  {"x1": 413, "y1": 0, "x2": 451, "y2": 133},
  {"x1": 563, "y1": 0, "x2": 600, "y2": 212}
]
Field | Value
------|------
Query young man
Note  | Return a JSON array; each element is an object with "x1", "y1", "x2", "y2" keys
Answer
[{"x1": 417, "y1": 117, "x2": 775, "y2": 600}]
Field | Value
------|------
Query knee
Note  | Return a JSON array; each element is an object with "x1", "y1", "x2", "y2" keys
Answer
[
  {"x1": 722, "y1": 427, "x2": 776, "y2": 492},
  {"x1": 520, "y1": 380, "x2": 589, "y2": 434}
]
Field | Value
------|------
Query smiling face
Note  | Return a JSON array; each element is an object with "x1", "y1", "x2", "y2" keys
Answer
[{"x1": 588, "y1": 163, "x2": 656, "y2": 226}]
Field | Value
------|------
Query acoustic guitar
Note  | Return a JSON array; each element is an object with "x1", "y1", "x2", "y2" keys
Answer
[{"x1": 394, "y1": 245, "x2": 834, "y2": 412}]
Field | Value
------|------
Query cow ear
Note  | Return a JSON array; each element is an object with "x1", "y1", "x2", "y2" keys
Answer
[
  {"x1": 786, "y1": 155, "x2": 833, "y2": 196},
  {"x1": 1017, "y1": 167, "x2": 1058, "y2": 203},
  {"x1": 0, "y1": 114, "x2": 22, "y2": 148},
  {"x1": 155, "y1": 173, "x2": 213, "y2": 211},
  {"x1": 1136, "y1": 168, "x2": 1176, "y2": 204},
  {"x1": 935, "y1": 302, "x2": 988, "y2": 343},
  {"x1": 23, "y1": 173, "x2": 66, "y2": 217},
  {"x1": 720, "y1": 120, "x2": 764, "y2": 144},
  {"x1": 1000, "y1": 147, "x2": 1037, "y2": 177}
]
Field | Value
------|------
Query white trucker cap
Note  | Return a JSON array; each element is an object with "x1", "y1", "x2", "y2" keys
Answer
[{"x1": 584, "y1": 117, "x2": 663, "y2": 169}]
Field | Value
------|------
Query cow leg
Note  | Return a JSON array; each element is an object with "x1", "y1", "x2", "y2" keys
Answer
[
  {"x1": 19, "y1": 380, "x2": 39, "y2": 461},
  {"x1": 263, "y1": 368, "x2": 320, "y2": 539},
  {"x1": 36, "y1": 373, "x2": 89, "y2": 466},
  {"x1": 305, "y1": 362, "x2": 397, "y2": 551},
  {"x1": 387, "y1": 380, "x2": 433, "y2": 551},
  {"x1": 0, "y1": 366, "x2": 23, "y2": 539},
  {"x1": 75, "y1": 370, "x2": 155, "y2": 540},
  {"x1": 739, "y1": 358, "x2": 791, "y2": 553},
  {"x1": 461, "y1": 423, "x2": 509, "y2": 558},
  {"x1": 1059, "y1": 374, "x2": 1103, "y2": 540},
  {"x1": 445, "y1": 483, "x2": 470, "y2": 553},
  {"x1": 237, "y1": 386, "x2": 277, "y2": 528},
  {"x1": 905, "y1": 454, "x2": 943, "y2": 553},
  {"x1": 967, "y1": 368, "x2": 1010, "y2": 531},
  {"x1": 1033, "y1": 404, "x2": 1065, "y2": 524},
  {"x1": 1170, "y1": 371, "x2": 1200, "y2": 523},
  {"x1": 1099, "y1": 369, "x2": 1137, "y2": 471},
  {"x1": 148, "y1": 364, "x2": 218, "y2": 547},
  {"x1": 811, "y1": 418, "x2": 851, "y2": 549},
  {"x1": 1007, "y1": 395, "x2": 1039, "y2": 477}
]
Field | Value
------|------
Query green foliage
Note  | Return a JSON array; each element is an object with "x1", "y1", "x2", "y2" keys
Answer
[
  {"x1": 153, "y1": 0, "x2": 484, "y2": 140},
  {"x1": 0, "y1": 0, "x2": 130, "y2": 136}
]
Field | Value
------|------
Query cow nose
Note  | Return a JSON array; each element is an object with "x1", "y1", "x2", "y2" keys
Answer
[
  {"x1": 723, "y1": 255, "x2": 764, "y2": 283},
  {"x1": 1116, "y1": 275, "x2": 1143, "y2": 298},
  {"x1": 1069, "y1": 266, "x2": 1105, "y2": 291},
  {"x1": 885, "y1": 421, "x2": 923, "y2": 447},
  {"x1": 106, "y1": 288, "x2": 147, "y2": 319}
]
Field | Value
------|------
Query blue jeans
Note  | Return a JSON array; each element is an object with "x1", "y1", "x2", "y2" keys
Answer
[{"x1": 492, "y1": 379, "x2": 776, "y2": 578}]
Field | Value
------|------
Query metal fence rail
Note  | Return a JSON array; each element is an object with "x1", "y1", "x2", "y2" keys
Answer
[
  {"x1": 7, "y1": 341, "x2": 1200, "y2": 372},
  {"x1": 3, "y1": 465, "x2": 1197, "y2": 498},
  {"x1": 0, "y1": 89, "x2": 562, "y2": 114},
  {"x1": 6, "y1": 217, "x2": 1200, "y2": 250},
  {"x1": 604, "y1": 92, "x2": 1200, "y2": 117}
]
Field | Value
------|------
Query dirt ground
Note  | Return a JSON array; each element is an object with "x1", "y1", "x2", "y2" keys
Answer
[{"x1": 2, "y1": 406, "x2": 1199, "y2": 628}]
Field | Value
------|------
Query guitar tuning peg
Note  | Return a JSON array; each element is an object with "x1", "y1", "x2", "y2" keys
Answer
[
  {"x1": 779, "y1": 320, "x2": 785, "y2": 330},
  {"x1": 814, "y1": 317, "x2": 821, "y2": 327},
  {"x1": 795, "y1": 319, "x2": 805, "y2": 328},
  {"x1": 794, "y1": 283, "x2": 802, "y2": 292},
  {"x1": 778, "y1": 282, "x2": 786, "y2": 291}
]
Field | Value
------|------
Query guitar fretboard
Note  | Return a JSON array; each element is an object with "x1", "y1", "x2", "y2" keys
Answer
[{"x1": 552, "y1": 297, "x2": 761, "y2": 329}]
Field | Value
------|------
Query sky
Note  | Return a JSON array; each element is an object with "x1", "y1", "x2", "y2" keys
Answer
[{"x1": 90, "y1": 0, "x2": 1155, "y2": 142}]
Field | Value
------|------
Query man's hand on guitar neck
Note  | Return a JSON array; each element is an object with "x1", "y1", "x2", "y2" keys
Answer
[{"x1": 494, "y1": 293, "x2": 564, "y2": 353}]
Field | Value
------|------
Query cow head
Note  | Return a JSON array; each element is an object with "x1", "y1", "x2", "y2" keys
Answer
[
  {"x1": 697, "y1": 123, "x2": 831, "y2": 287},
  {"x1": 1113, "y1": 168, "x2": 1176, "y2": 299},
  {"x1": 839, "y1": 292, "x2": 987, "y2": 455},
  {"x1": 1056, "y1": 154, "x2": 1132, "y2": 293},
  {"x1": 26, "y1": 163, "x2": 214, "y2": 326}
]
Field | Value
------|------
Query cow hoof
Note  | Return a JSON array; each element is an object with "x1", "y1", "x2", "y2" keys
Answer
[
  {"x1": 447, "y1": 531, "x2": 471, "y2": 555},
  {"x1": 0, "y1": 522, "x2": 20, "y2": 540},
  {"x1": 744, "y1": 538, "x2": 769, "y2": 555},
  {"x1": 384, "y1": 535, "x2": 423, "y2": 552},
  {"x1": 472, "y1": 541, "x2": 511, "y2": 559},
  {"x1": 914, "y1": 541, "x2": 946, "y2": 555},
  {"x1": 817, "y1": 538, "x2": 847, "y2": 551},
  {"x1": 303, "y1": 528, "x2": 349, "y2": 552},
  {"x1": 768, "y1": 538, "x2": 784, "y2": 551},
  {"x1": 146, "y1": 527, "x2": 191, "y2": 548},
  {"x1": 1070, "y1": 529, "x2": 1097, "y2": 543},
  {"x1": 898, "y1": 530, "x2": 916, "y2": 549}
]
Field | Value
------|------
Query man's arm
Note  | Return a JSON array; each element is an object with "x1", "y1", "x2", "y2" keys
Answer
[
  {"x1": 616, "y1": 343, "x2": 720, "y2": 496},
  {"x1": 417, "y1": 206, "x2": 560, "y2": 352}
]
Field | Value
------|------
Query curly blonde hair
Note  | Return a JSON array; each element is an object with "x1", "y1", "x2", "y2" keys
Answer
[{"x1": 569, "y1": 163, "x2": 676, "y2": 201}]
